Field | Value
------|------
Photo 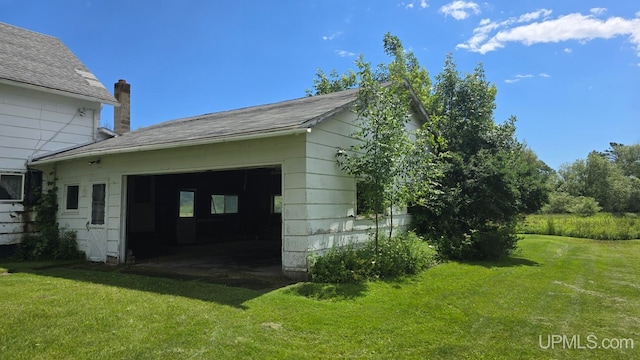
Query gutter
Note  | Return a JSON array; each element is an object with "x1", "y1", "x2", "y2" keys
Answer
[{"x1": 30, "y1": 127, "x2": 312, "y2": 166}]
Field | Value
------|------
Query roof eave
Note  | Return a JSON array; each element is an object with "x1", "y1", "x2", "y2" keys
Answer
[{"x1": 0, "y1": 78, "x2": 119, "y2": 106}]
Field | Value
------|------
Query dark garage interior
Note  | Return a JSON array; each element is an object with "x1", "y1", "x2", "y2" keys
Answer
[{"x1": 125, "y1": 166, "x2": 282, "y2": 269}]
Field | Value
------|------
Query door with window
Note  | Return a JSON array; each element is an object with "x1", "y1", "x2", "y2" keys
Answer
[
  {"x1": 87, "y1": 183, "x2": 108, "y2": 261},
  {"x1": 176, "y1": 190, "x2": 197, "y2": 244}
]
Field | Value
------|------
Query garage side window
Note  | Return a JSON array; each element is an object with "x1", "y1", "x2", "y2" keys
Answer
[
  {"x1": 179, "y1": 190, "x2": 195, "y2": 217},
  {"x1": 0, "y1": 173, "x2": 24, "y2": 202},
  {"x1": 272, "y1": 195, "x2": 282, "y2": 214},
  {"x1": 211, "y1": 194, "x2": 238, "y2": 214},
  {"x1": 66, "y1": 185, "x2": 79, "y2": 210},
  {"x1": 91, "y1": 184, "x2": 106, "y2": 225}
]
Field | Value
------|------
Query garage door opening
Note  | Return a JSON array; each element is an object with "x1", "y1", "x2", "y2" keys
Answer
[{"x1": 125, "y1": 166, "x2": 282, "y2": 271}]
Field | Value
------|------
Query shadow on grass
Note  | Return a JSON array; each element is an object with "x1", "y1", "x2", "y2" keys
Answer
[
  {"x1": 3, "y1": 261, "x2": 293, "y2": 309},
  {"x1": 284, "y1": 282, "x2": 369, "y2": 301},
  {"x1": 463, "y1": 256, "x2": 540, "y2": 268}
]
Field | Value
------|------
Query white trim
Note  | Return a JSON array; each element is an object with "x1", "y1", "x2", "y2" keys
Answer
[{"x1": 0, "y1": 172, "x2": 25, "y2": 202}]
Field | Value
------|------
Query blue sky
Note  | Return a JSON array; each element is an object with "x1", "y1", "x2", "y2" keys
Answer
[{"x1": 2, "y1": 0, "x2": 639, "y2": 170}]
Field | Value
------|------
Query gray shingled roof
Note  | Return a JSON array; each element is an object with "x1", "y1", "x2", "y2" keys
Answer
[
  {"x1": 0, "y1": 22, "x2": 118, "y2": 105},
  {"x1": 32, "y1": 87, "x2": 359, "y2": 163}
]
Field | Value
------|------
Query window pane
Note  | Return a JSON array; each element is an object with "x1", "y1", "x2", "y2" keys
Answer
[
  {"x1": 179, "y1": 191, "x2": 195, "y2": 217},
  {"x1": 66, "y1": 185, "x2": 79, "y2": 210},
  {"x1": 225, "y1": 195, "x2": 238, "y2": 214},
  {"x1": 273, "y1": 195, "x2": 282, "y2": 214},
  {"x1": 91, "y1": 184, "x2": 106, "y2": 225},
  {"x1": 211, "y1": 194, "x2": 224, "y2": 214},
  {"x1": 0, "y1": 174, "x2": 24, "y2": 201}
]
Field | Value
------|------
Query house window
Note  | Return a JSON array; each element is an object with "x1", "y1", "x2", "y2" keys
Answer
[
  {"x1": 272, "y1": 195, "x2": 283, "y2": 214},
  {"x1": 66, "y1": 185, "x2": 79, "y2": 210},
  {"x1": 0, "y1": 173, "x2": 24, "y2": 201},
  {"x1": 91, "y1": 184, "x2": 106, "y2": 225},
  {"x1": 179, "y1": 190, "x2": 195, "y2": 218},
  {"x1": 356, "y1": 180, "x2": 381, "y2": 215},
  {"x1": 211, "y1": 194, "x2": 238, "y2": 214}
]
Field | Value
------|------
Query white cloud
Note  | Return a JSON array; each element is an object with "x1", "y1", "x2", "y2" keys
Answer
[
  {"x1": 403, "y1": 0, "x2": 428, "y2": 9},
  {"x1": 336, "y1": 50, "x2": 356, "y2": 57},
  {"x1": 457, "y1": 10, "x2": 640, "y2": 56},
  {"x1": 322, "y1": 31, "x2": 342, "y2": 41},
  {"x1": 590, "y1": 8, "x2": 607, "y2": 16},
  {"x1": 564, "y1": 47, "x2": 572, "y2": 53},
  {"x1": 517, "y1": 9, "x2": 552, "y2": 23},
  {"x1": 440, "y1": 1, "x2": 480, "y2": 20},
  {"x1": 505, "y1": 73, "x2": 550, "y2": 83}
]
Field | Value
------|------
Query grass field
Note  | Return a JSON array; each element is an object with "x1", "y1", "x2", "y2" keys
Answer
[
  {"x1": 519, "y1": 213, "x2": 640, "y2": 240},
  {"x1": 1, "y1": 235, "x2": 638, "y2": 359}
]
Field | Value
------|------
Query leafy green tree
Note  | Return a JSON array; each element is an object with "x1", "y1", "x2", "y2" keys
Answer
[
  {"x1": 305, "y1": 68, "x2": 357, "y2": 96},
  {"x1": 603, "y1": 142, "x2": 640, "y2": 178},
  {"x1": 557, "y1": 150, "x2": 635, "y2": 213},
  {"x1": 412, "y1": 55, "x2": 550, "y2": 260},
  {"x1": 309, "y1": 34, "x2": 550, "y2": 261},
  {"x1": 336, "y1": 55, "x2": 438, "y2": 256}
]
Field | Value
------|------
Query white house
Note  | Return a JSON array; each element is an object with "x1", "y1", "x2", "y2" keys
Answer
[
  {"x1": 30, "y1": 86, "x2": 427, "y2": 279},
  {"x1": 2, "y1": 23, "x2": 428, "y2": 279},
  {"x1": 0, "y1": 22, "x2": 118, "y2": 255}
]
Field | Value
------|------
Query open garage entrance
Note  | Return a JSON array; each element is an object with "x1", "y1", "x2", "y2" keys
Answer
[{"x1": 124, "y1": 166, "x2": 283, "y2": 273}]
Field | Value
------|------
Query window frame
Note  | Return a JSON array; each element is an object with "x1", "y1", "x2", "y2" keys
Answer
[
  {"x1": 178, "y1": 190, "x2": 196, "y2": 218},
  {"x1": 65, "y1": 184, "x2": 80, "y2": 211},
  {"x1": 90, "y1": 183, "x2": 107, "y2": 225},
  {"x1": 211, "y1": 194, "x2": 239, "y2": 215},
  {"x1": 0, "y1": 173, "x2": 25, "y2": 202}
]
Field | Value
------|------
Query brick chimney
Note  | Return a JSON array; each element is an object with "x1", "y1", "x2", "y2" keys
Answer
[{"x1": 114, "y1": 79, "x2": 130, "y2": 134}]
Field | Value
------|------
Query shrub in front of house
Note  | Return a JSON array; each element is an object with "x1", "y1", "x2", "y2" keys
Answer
[
  {"x1": 308, "y1": 231, "x2": 435, "y2": 283},
  {"x1": 435, "y1": 223, "x2": 520, "y2": 261},
  {"x1": 15, "y1": 227, "x2": 83, "y2": 261}
]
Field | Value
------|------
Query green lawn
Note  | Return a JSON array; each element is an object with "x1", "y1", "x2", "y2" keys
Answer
[{"x1": 1, "y1": 235, "x2": 638, "y2": 359}]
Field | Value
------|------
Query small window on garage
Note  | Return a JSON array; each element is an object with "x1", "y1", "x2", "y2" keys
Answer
[
  {"x1": 66, "y1": 185, "x2": 79, "y2": 210},
  {"x1": 0, "y1": 173, "x2": 24, "y2": 202},
  {"x1": 91, "y1": 183, "x2": 106, "y2": 225},
  {"x1": 356, "y1": 180, "x2": 382, "y2": 215},
  {"x1": 272, "y1": 195, "x2": 282, "y2": 214},
  {"x1": 211, "y1": 194, "x2": 238, "y2": 214},
  {"x1": 179, "y1": 190, "x2": 195, "y2": 218}
]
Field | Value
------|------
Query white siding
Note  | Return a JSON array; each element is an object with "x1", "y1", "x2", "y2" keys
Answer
[
  {"x1": 302, "y1": 111, "x2": 415, "y2": 259},
  {"x1": 38, "y1": 107, "x2": 424, "y2": 276},
  {"x1": 47, "y1": 134, "x2": 308, "y2": 269},
  {"x1": 0, "y1": 202, "x2": 27, "y2": 245},
  {"x1": 0, "y1": 83, "x2": 103, "y2": 245}
]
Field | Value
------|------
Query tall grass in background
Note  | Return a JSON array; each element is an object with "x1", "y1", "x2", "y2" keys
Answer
[{"x1": 518, "y1": 213, "x2": 640, "y2": 240}]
